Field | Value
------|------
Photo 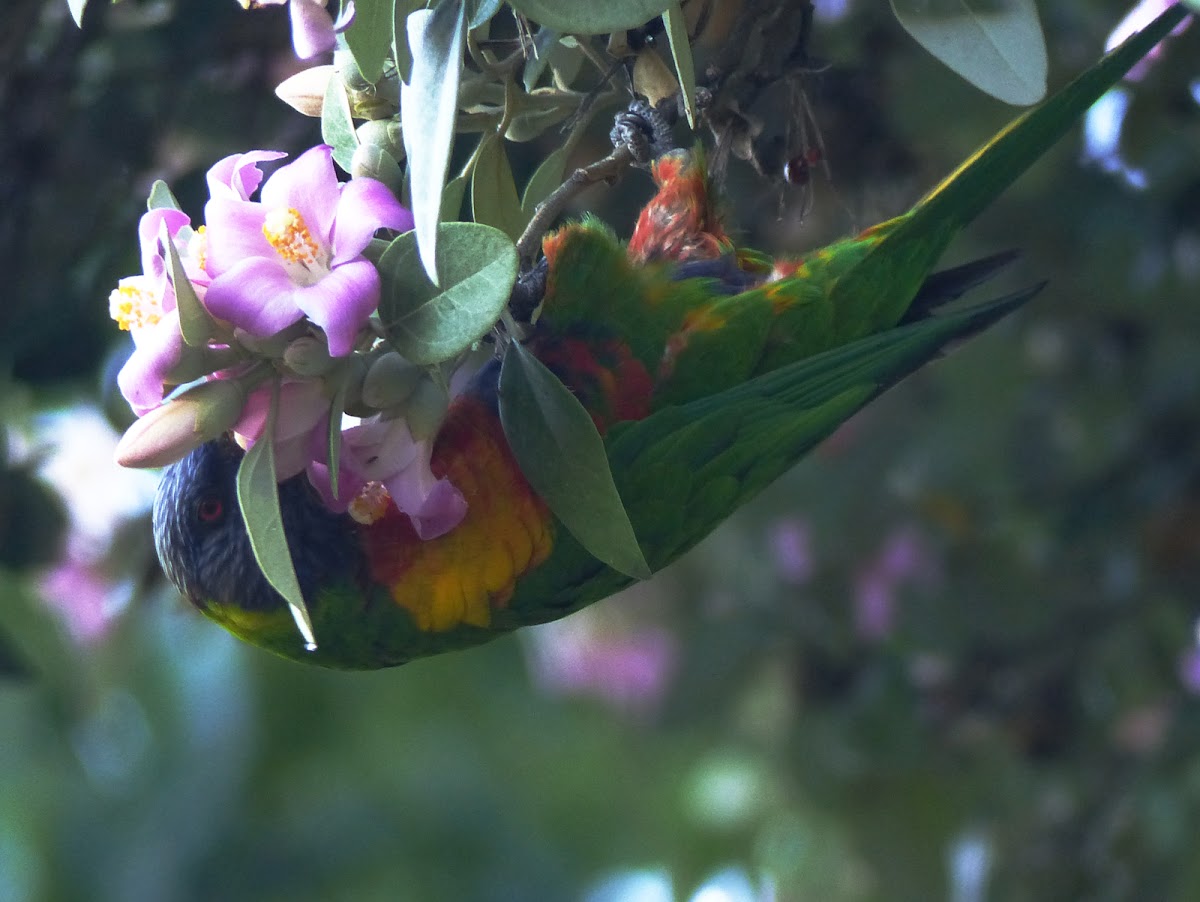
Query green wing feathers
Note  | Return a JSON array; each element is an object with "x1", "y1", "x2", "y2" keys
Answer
[{"x1": 507, "y1": 288, "x2": 1038, "y2": 623}]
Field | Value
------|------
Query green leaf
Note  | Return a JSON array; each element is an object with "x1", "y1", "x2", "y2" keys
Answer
[
  {"x1": 321, "y1": 73, "x2": 359, "y2": 173},
  {"x1": 472, "y1": 134, "x2": 527, "y2": 242},
  {"x1": 401, "y1": 0, "x2": 467, "y2": 284},
  {"x1": 503, "y1": 96, "x2": 576, "y2": 142},
  {"x1": 326, "y1": 375, "x2": 349, "y2": 502},
  {"x1": 146, "y1": 180, "x2": 182, "y2": 212},
  {"x1": 236, "y1": 384, "x2": 317, "y2": 650},
  {"x1": 521, "y1": 27, "x2": 561, "y2": 92},
  {"x1": 890, "y1": 0, "x2": 1047, "y2": 106},
  {"x1": 377, "y1": 222, "x2": 517, "y2": 365},
  {"x1": 521, "y1": 145, "x2": 569, "y2": 216},
  {"x1": 343, "y1": 0, "x2": 395, "y2": 84},
  {"x1": 662, "y1": 2, "x2": 697, "y2": 128},
  {"x1": 442, "y1": 171, "x2": 470, "y2": 222},
  {"x1": 392, "y1": 0, "x2": 423, "y2": 83},
  {"x1": 159, "y1": 220, "x2": 218, "y2": 349},
  {"x1": 506, "y1": 0, "x2": 673, "y2": 34},
  {"x1": 499, "y1": 340, "x2": 651, "y2": 580},
  {"x1": 467, "y1": 0, "x2": 504, "y2": 29}
]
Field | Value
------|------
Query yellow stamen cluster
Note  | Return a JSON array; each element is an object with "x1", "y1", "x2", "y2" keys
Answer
[
  {"x1": 108, "y1": 276, "x2": 163, "y2": 332},
  {"x1": 190, "y1": 224, "x2": 208, "y2": 272},
  {"x1": 262, "y1": 207, "x2": 319, "y2": 265},
  {"x1": 349, "y1": 481, "x2": 392, "y2": 525}
]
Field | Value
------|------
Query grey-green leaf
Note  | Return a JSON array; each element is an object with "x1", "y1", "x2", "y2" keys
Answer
[
  {"x1": 522, "y1": 27, "x2": 561, "y2": 92},
  {"x1": 147, "y1": 180, "x2": 183, "y2": 212},
  {"x1": 343, "y1": 0, "x2": 394, "y2": 84},
  {"x1": 506, "y1": 0, "x2": 673, "y2": 34},
  {"x1": 235, "y1": 386, "x2": 317, "y2": 650},
  {"x1": 377, "y1": 222, "x2": 517, "y2": 365},
  {"x1": 890, "y1": 0, "x2": 1047, "y2": 106},
  {"x1": 393, "y1": 0, "x2": 423, "y2": 83},
  {"x1": 468, "y1": 0, "x2": 504, "y2": 29},
  {"x1": 321, "y1": 74, "x2": 359, "y2": 173},
  {"x1": 521, "y1": 144, "x2": 569, "y2": 216},
  {"x1": 499, "y1": 340, "x2": 651, "y2": 580},
  {"x1": 326, "y1": 375, "x2": 349, "y2": 502},
  {"x1": 401, "y1": 0, "x2": 468, "y2": 284},
  {"x1": 160, "y1": 220, "x2": 218, "y2": 348},
  {"x1": 472, "y1": 134, "x2": 527, "y2": 242},
  {"x1": 442, "y1": 171, "x2": 470, "y2": 223},
  {"x1": 662, "y1": 2, "x2": 697, "y2": 128}
]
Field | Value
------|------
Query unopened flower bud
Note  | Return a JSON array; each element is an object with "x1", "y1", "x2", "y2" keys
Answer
[
  {"x1": 284, "y1": 335, "x2": 334, "y2": 376},
  {"x1": 350, "y1": 80, "x2": 399, "y2": 121},
  {"x1": 339, "y1": 354, "x2": 374, "y2": 418},
  {"x1": 362, "y1": 351, "x2": 424, "y2": 410},
  {"x1": 335, "y1": 49, "x2": 370, "y2": 92},
  {"x1": 235, "y1": 325, "x2": 301, "y2": 357},
  {"x1": 350, "y1": 145, "x2": 403, "y2": 196},
  {"x1": 355, "y1": 119, "x2": 405, "y2": 163},
  {"x1": 274, "y1": 65, "x2": 336, "y2": 117},
  {"x1": 115, "y1": 379, "x2": 246, "y2": 469},
  {"x1": 403, "y1": 377, "x2": 449, "y2": 442}
]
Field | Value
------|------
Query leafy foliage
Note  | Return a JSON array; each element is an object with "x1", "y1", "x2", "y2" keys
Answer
[
  {"x1": 499, "y1": 340, "x2": 651, "y2": 580},
  {"x1": 7, "y1": 1, "x2": 1200, "y2": 899},
  {"x1": 890, "y1": 0, "x2": 1048, "y2": 105}
]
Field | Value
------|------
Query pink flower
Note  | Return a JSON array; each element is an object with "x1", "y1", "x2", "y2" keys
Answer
[
  {"x1": 207, "y1": 149, "x2": 287, "y2": 201},
  {"x1": 33, "y1": 406, "x2": 158, "y2": 644},
  {"x1": 313, "y1": 416, "x2": 467, "y2": 539},
  {"x1": 203, "y1": 145, "x2": 412, "y2": 357},
  {"x1": 246, "y1": 0, "x2": 353, "y2": 59},
  {"x1": 1106, "y1": 0, "x2": 1191, "y2": 83},
  {"x1": 853, "y1": 525, "x2": 940, "y2": 641},
  {"x1": 523, "y1": 589, "x2": 678, "y2": 717},
  {"x1": 39, "y1": 555, "x2": 131, "y2": 646},
  {"x1": 767, "y1": 517, "x2": 815, "y2": 586},
  {"x1": 112, "y1": 208, "x2": 207, "y2": 415},
  {"x1": 234, "y1": 379, "x2": 332, "y2": 479}
]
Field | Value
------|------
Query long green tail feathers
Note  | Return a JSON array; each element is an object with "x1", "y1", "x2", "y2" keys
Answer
[
  {"x1": 909, "y1": 3, "x2": 1187, "y2": 237},
  {"x1": 834, "y1": 3, "x2": 1188, "y2": 327}
]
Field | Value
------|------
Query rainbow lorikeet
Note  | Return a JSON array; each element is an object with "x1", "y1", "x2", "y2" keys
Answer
[{"x1": 154, "y1": 6, "x2": 1186, "y2": 669}]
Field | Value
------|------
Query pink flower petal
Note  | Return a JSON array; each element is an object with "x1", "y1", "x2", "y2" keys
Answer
[
  {"x1": 394, "y1": 477, "x2": 468, "y2": 540},
  {"x1": 235, "y1": 380, "x2": 329, "y2": 444},
  {"x1": 292, "y1": 258, "x2": 379, "y2": 356},
  {"x1": 206, "y1": 150, "x2": 288, "y2": 200},
  {"x1": 289, "y1": 0, "x2": 337, "y2": 59},
  {"x1": 261, "y1": 145, "x2": 340, "y2": 247},
  {"x1": 137, "y1": 208, "x2": 192, "y2": 277},
  {"x1": 307, "y1": 459, "x2": 366, "y2": 510},
  {"x1": 203, "y1": 196, "x2": 275, "y2": 276},
  {"x1": 205, "y1": 257, "x2": 305, "y2": 336},
  {"x1": 117, "y1": 309, "x2": 186, "y2": 415},
  {"x1": 330, "y1": 178, "x2": 413, "y2": 263}
]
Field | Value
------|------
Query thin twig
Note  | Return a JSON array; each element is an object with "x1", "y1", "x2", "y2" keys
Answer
[{"x1": 515, "y1": 144, "x2": 635, "y2": 263}]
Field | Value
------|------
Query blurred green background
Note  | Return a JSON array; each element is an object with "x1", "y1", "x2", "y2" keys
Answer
[{"x1": 3, "y1": 1, "x2": 1200, "y2": 899}]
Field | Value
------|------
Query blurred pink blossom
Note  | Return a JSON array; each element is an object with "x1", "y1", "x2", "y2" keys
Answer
[
  {"x1": 1178, "y1": 646, "x2": 1200, "y2": 695},
  {"x1": 32, "y1": 407, "x2": 157, "y2": 644},
  {"x1": 524, "y1": 604, "x2": 677, "y2": 716},
  {"x1": 853, "y1": 525, "x2": 940, "y2": 641},
  {"x1": 767, "y1": 517, "x2": 815, "y2": 586},
  {"x1": 1105, "y1": 0, "x2": 1191, "y2": 83},
  {"x1": 38, "y1": 556, "x2": 133, "y2": 646}
]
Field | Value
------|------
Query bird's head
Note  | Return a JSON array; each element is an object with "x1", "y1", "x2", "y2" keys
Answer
[{"x1": 152, "y1": 437, "x2": 365, "y2": 620}]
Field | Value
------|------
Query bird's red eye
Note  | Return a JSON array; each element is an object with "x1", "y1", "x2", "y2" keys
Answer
[{"x1": 197, "y1": 498, "x2": 224, "y2": 523}]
